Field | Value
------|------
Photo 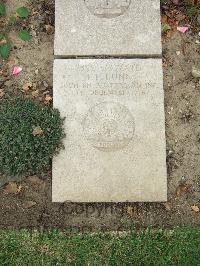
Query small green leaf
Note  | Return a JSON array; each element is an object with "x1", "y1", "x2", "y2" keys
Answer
[
  {"x1": 19, "y1": 30, "x2": 31, "y2": 41},
  {"x1": 0, "y1": 32, "x2": 4, "y2": 40},
  {"x1": 0, "y1": 43, "x2": 11, "y2": 59},
  {"x1": 0, "y1": 2, "x2": 6, "y2": 16},
  {"x1": 16, "y1": 6, "x2": 29, "y2": 18},
  {"x1": 8, "y1": 16, "x2": 16, "y2": 24},
  {"x1": 161, "y1": 23, "x2": 171, "y2": 34}
]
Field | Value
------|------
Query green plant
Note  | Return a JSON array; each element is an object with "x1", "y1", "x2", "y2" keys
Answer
[
  {"x1": 161, "y1": 23, "x2": 171, "y2": 34},
  {"x1": 186, "y1": 6, "x2": 198, "y2": 17},
  {"x1": 0, "y1": 97, "x2": 65, "y2": 177},
  {"x1": 0, "y1": 228, "x2": 200, "y2": 265},
  {"x1": 184, "y1": 0, "x2": 199, "y2": 18},
  {"x1": 0, "y1": 2, "x2": 31, "y2": 59}
]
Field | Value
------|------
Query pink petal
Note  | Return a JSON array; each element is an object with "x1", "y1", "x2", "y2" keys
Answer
[
  {"x1": 12, "y1": 65, "x2": 22, "y2": 76},
  {"x1": 177, "y1": 26, "x2": 189, "y2": 33}
]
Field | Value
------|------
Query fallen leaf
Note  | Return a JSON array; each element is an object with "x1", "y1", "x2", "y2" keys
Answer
[
  {"x1": 191, "y1": 205, "x2": 200, "y2": 213},
  {"x1": 0, "y1": 89, "x2": 5, "y2": 98},
  {"x1": 163, "y1": 202, "x2": 171, "y2": 211},
  {"x1": 28, "y1": 175, "x2": 44, "y2": 185},
  {"x1": 172, "y1": 0, "x2": 180, "y2": 4},
  {"x1": 7, "y1": 58, "x2": 18, "y2": 66},
  {"x1": 44, "y1": 94, "x2": 52, "y2": 103},
  {"x1": 12, "y1": 65, "x2": 22, "y2": 76},
  {"x1": 4, "y1": 182, "x2": 21, "y2": 194},
  {"x1": 32, "y1": 90, "x2": 39, "y2": 97},
  {"x1": 45, "y1": 24, "x2": 54, "y2": 34},
  {"x1": 22, "y1": 82, "x2": 32, "y2": 91},
  {"x1": 127, "y1": 206, "x2": 136, "y2": 218},
  {"x1": 177, "y1": 26, "x2": 189, "y2": 33},
  {"x1": 22, "y1": 201, "x2": 37, "y2": 209},
  {"x1": 176, "y1": 183, "x2": 189, "y2": 197},
  {"x1": 176, "y1": 13, "x2": 186, "y2": 22},
  {"x1": 0, "y1": 39, "x2": 7, "y2": 45},
  {"x1": 162, "y1": 23, "x2": 171, "y2": 34},
  {"x1": 32, "y1": 126, "x2": 43, "y2": 136},
  {"x1": 161, "y1": 14, "x2": 168, "y2": 24}
]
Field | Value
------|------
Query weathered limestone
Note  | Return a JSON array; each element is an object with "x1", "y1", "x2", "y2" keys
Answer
[
  {"x1": 52, "y1": 59, "x2": 167, "y2": 202},
  {"x1": 54, "y1": 0, "x2": 162, "y2": 56}
]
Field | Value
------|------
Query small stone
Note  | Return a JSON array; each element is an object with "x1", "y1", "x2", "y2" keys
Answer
[
  {"x1": 176, "y1": 51, "x2": 181, "y2": 55},
  {"x1": 192, "y1": 66, "x2": 200, "y2": 78},
  {"x1": 43, "y1": 81, "x2": 49, "y2": 88},
  {"x1": 4, "y1": 80, "x2": 13, "y2": 87}
]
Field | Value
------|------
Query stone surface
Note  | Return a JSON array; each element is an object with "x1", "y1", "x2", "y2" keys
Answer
[
  {"x1": 54, "y1": 0, "x2": 162, "y2": 56},
  {"x1": 52, "y1": 59, "x2": 167, "y2": 202}
]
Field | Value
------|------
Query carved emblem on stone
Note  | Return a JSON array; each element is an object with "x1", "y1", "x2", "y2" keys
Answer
[
  {"x1": 83, "y1": 102, "x2": 135, "y2": 151},
  {"x1": 84, "y1": 0, "x2": 131, "y2": 18}
]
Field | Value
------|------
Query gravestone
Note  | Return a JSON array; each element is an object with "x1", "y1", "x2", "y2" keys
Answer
[
  {"x1": 54, "y1": 0, "x2": 162, "y2": 56},
  {"x1": 52, "y1": 59, "x2": 167, "y2": 202},
  {"x1": 53, "y1": 0, "x2": 167, "y2": 202}
]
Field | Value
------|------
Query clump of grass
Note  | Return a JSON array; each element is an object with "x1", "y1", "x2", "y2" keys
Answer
[
  {"x1": 0, "y1": 97, "x2": 65, "y2": 177},
  {"x1": 0, "y1": 228, "x2": 199, "y2": 265}
]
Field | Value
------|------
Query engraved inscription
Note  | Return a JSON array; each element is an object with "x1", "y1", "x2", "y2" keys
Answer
[
  {"x1": 83, "y1": 102, "x2": 135, "y2": 152},
  {"x1": 84, "y1": 0, "x2": 131, "y2": 19}
]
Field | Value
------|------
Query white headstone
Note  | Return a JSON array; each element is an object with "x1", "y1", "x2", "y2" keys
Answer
[
  {"x1": 54, "y1": 0, "x2": 162, "y2": 56},
  {"x1": 52, "y1": 59, "x2": 167, "y2": 202}
]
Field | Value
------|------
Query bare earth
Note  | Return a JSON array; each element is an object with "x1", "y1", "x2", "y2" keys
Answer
[{"x1": 0, "y1": 0, "x2": 199, "y2": 229}]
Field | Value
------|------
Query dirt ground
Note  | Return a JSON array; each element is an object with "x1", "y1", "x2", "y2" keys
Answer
[{"x1": 0, "y1": 0, "x2": 200, "y2": 230}]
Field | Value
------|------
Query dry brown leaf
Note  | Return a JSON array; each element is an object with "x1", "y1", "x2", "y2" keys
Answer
[
  {"x1": 161, "y1": 14, "x2": 168, "y2": 24},
  {"x1": 0, "y1": 89, "x2": 5, "y2": 98},
  {"x1": 191, "y1": 205, "x2": 200, "y2": 213},
  {"x1": 166, "y1": 30, "x2": 172, "y2": 38},
  {"x1": 4, "y1": 182, "x2": 21, "y2": 194},
  {"x1": 163, "y1": 202, "x2": 171, "y2": 211},
  {"x1": 22, "y1": 201, "x2": 37, "y2": 209},
  {"x1": 44, "y1": 94, "x2": 52, "y2": 103},
  {"x1": 22, "y1": 82, "x2": 32, "y2": 91},
  {"x1": 28, "y1": 175, "x2": 44, "y2": 185},
  {"x1": 32, "y1": 90, "x2": 39, "y2": 97},
  {"x1": 127, "y1": 206, "x2": 136, "y2": 218},
  {"x1": 176, "y1": 13, "x2": 186, "y2": 22},
  {"x1": 32, "y1": 126, "x2": 43, "y2": 136},
  {"x1": 45, "y1": 24, "x2": 54, "y2": 34},
  {"x1": 7, "y1": 58, "x2": 18, "y2": 66},
  {"x1": 191, "y1": 0, "x2": 198, "y2": 5},
  {"x1": 0, "y1": 39, "x2": 7, "y2": 45},
  {"x1": 176, "y1": 183, "x2": 189, "y2": 197}
]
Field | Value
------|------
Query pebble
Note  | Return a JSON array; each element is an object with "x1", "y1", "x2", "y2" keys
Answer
[{"x1": 192, "y1": 66, "x2": 200, "y2": 78}]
